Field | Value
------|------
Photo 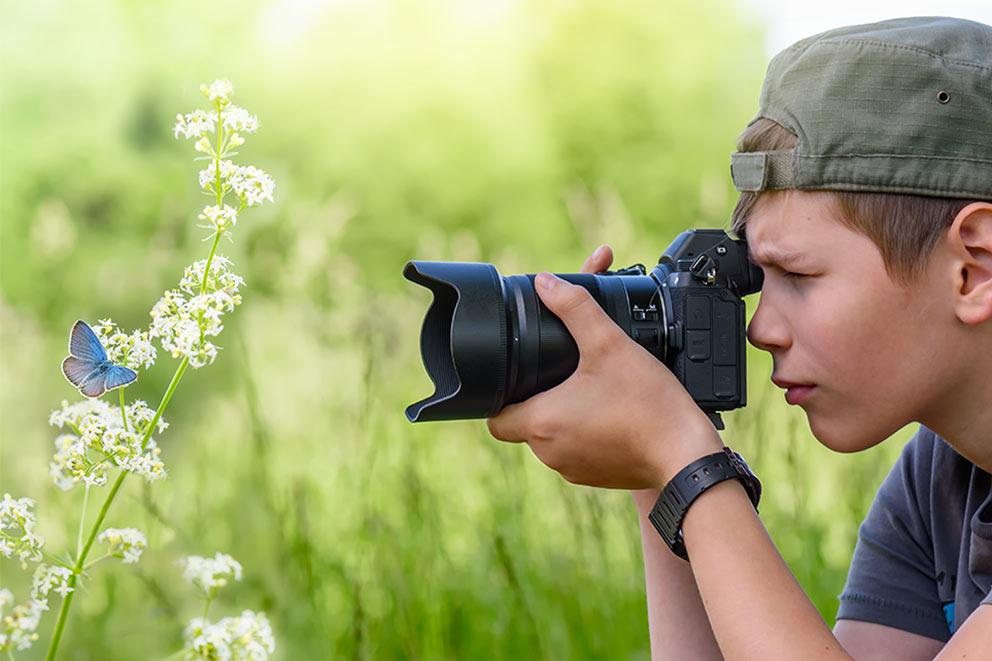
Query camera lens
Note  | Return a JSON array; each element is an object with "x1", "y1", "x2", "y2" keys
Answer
[{"x1": 402, "y1": 261, "x2": 667, "y2": 421}]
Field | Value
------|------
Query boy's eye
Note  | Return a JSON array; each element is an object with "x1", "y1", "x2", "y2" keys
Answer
[{"x1": 782, "y1": 270, "x2": 808, "y2": 280}]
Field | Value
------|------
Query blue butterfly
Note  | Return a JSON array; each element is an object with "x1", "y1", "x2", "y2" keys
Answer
[{"x1": 61, "y1": 320, "x2": 138, "y2": 398}]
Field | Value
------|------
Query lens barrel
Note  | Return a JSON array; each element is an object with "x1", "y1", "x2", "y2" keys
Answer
[{"x1": 403, "y1": 261, "x2": 667, "y2": 422}]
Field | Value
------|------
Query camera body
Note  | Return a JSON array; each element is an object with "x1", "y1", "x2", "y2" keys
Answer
[{"x1": 403, "y1": 229, "x2": 763, "y2": 428}]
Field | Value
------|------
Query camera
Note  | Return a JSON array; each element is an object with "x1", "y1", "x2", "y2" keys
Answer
[{"x1": 402, "y1": 229, "x2": 763, "y2": 430}]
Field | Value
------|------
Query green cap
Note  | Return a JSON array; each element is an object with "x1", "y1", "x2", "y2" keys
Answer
[{"x1": 730, "y1": 16, "x2": 992, "y2": 200}]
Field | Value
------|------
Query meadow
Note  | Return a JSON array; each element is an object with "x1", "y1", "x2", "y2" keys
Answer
[{"x1": 1, "y1": 0, "x2": 913, "y2": 657}]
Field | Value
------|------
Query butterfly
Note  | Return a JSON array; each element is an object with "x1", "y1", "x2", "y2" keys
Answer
[{"x1": 61, "y1": 320, "x2": 138, "y2": 398}]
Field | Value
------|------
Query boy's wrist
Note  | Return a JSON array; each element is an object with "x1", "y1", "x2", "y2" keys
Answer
[
  {"x1": 649, "y1": 427, "x2": 726, "y2": 488},
  {"x1": 631, "y1": 488, "x2": 663, "y2": 515}
]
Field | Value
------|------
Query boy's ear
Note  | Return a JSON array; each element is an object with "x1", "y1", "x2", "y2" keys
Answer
[{"x1": 948, "y1": 202, "x2": 992, "y2": 325}]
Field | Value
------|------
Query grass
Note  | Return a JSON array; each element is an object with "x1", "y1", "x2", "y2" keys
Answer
[{"x1": 0, "y1": 280, "x2": 911, "y2": 659}]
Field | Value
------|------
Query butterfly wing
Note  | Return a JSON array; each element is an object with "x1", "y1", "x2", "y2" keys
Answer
[
  {"x1": 103, "y1": 365, "x2": 137, "y2": 391},
  {"x1": 78, "y1": 368, "x2": 109, "y2": 398},
  {"x1": 62, "y1": 355, "x2": 101, "y2": 388},
  {"x1": 68, "y1": 320, "x2": 108, "y2": 363}
]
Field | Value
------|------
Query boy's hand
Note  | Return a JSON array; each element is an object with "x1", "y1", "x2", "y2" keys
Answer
[{"x1": 486, "y1": 245, "x2": 724, "y2": 490}]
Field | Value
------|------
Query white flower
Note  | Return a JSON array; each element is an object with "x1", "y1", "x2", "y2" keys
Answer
[
  {"x1": 229, "y1": 165, "x2": 275, "y2": 207},
  {"x1": 174, "y1": 110, "x2": 216, "y2": 140},
  {"x1": 194, "y1": 137, "x2": 213, "y2": 154},
  {"x1": 30, "y1": 564, "x2": 73, "y2": 602},
  {"x1": 91, "y1": 318, "x2": 157, "y2": 371},
  {"x1": 179, "y1": 256, "x2": 245, "y2": 300},
  {"x1": 97, "y1": 527, "x2": 147, "y2": 564},
  {"x1": 200, "y1": 79, "x2": 234, "y2": 106},
  {"x1": 198, "y1": 205, "x2": 238, "y2": 233},
  {"x1": 183, "y1": 610, "x2": 276, "y2": 660},
  {"x1": 221, "y1": 106, "x2": 258, "y2": 134},
  {"x1": 0, "y1": 494, "x2": 44, "y2": 568},
  {"x1": 198, "y1": 160, "x2": 238, "y2": 192},
  {"x1": 149, "y1": 257, "x2": 245, "y2": 369},
  {"x1": 124, "y1": 399, "x2": 171, "y2": 435},
  {"x1": 48, "y1": 400, "x2": 168, "y2": 489},
  {"x1": 48, "y1": 398, "x2": 113, "y2": 430},
  {"x1": 179, "y1": 553, "x2": 243, "y2": 595},
  {"x1": 50, "y1": 433, "x2": 103, "y2": 490},
  {"x1": 0, "y1": 590, "x2": 45, "y2": 653}
]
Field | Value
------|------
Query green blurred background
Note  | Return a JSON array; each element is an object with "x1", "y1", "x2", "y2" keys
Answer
[{"x1": 1, "y1": 0, "x2": 912, "y2": 658}]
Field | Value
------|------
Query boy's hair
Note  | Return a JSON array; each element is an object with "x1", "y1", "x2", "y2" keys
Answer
[{"x1": 730, "y1": 117, "x2": 983, "y2": 289}]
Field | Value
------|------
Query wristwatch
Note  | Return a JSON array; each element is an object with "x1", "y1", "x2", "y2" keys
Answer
[{"x1": 648, "y1": 446, "x2": 762, "y2": 561}]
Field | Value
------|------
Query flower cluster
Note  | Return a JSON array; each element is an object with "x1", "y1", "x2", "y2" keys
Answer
[
  {"x1": 198, "y1": 163, "x2": 275, "y2": 209},
  {"x1": 179, "y1": 552, "x2": 243, "y2": 597},
  {"x1": 175, "y1": 78, "x2": 274, "y2": 244},
  {"x1": 48, "y1": 399, "x2": 168, "y2": 490},
  {"x1": 174, "y1": 103, "x2": 258, "y2": 141},
  {"x1": 0, "y1": 494, "x2": 44, "y2": 568},
  {"x1": 197, "y1": 204, "x2": 239, "y2": 233},
  {"x1": 30, "y1": 565, "x2": 73, "y2": 601},
  {"x1": 2, "y1": 78, "x2": 276, "y2": 659},
  {"x1": 183, "y1": 610, "x2": 275, "y2": 660},
  {"x1": 148, "y1": 256, "x2": 245, "y2": 369},
  {"x1": 173, "y1": 110, "x2": 215, "y2": 140},
  {"x1": 201, "y1": 79, "x2": 234, "y2": 104},
  {"x1": 0, "y1": 562, "x2": 78, "y2": 654},
  {"x1": 0, "y1": 589, "x2": 44, "y2": 653},
  {"x1": 198, "y1": 160, "x2": 237, "y2": 193},
  {"x1": 90, "y1": 318, "x2": 157, "y2": 371},
  {"x1": 178, "y1": 551, "x2": 274, "y2": 659},
  {"x1": 229, "y1": 165, "x2": 275, "y2": 207},
  {"x1": 97, "y1": 528, "x2": 147, "y2": 564}
]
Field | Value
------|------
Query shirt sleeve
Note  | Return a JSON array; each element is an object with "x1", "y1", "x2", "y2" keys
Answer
[{"x1": 835, "y1": 426, "x2": 951, "y2": 642}]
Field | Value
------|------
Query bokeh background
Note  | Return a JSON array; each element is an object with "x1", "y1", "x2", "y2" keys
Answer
[{"x1": 4, "y1": 0, "x2": 978, "y2": 658}]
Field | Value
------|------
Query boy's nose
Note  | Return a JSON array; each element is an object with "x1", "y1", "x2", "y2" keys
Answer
[{"x1": 746, "y1": 305, "x2": 790, "y2": 352}]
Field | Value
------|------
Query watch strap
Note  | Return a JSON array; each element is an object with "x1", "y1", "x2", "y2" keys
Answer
[{"x1": 647, "y1": 446, "x2": 761, "y2": 561}]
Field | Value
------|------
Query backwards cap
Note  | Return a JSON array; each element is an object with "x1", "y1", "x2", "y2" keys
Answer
[{"x1": 730, "y1": 16, "x2": 992, "y2": 200}]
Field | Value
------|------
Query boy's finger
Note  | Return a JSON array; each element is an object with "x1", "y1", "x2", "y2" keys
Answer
[
  {"x1": 534, "y1": 273, "x2": 617, "y2": 353},
  {"x1": 580, "y1": 244, "x2": 613, "y2": 274},
  {"x1": 486, "y1": 401, "x2": 532, "y2": 443}
]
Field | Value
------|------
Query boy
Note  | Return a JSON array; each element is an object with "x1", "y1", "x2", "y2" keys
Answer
[{"x1": 486, "y1": 16, "x2": 992, "y2": 659}]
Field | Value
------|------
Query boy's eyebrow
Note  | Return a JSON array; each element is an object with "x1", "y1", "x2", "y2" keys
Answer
[{"x1": 747, "y1": 246, "x2": 809, "y2": 268}]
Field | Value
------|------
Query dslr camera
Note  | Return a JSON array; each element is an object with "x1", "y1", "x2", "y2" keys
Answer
[{"x1": 403, "y1": 229, "x2": 763, "y2": 430}]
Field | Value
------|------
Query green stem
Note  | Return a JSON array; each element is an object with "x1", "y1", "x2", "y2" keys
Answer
[
  {"x1": 84, "y1": 551, "x2": 113, "y2": 570},
  {"x1": 75, "y1": 484, "x2": 90, "y2": 559},
  {"x1": 214, "y1": 102, "x2": 224, "y2": 208},
  {"x1": 45, "y1": 356, "x2": 190, "y2": 660},
  {"x1": 196, "y1": 102, "x2": 226, "y2": 339},
  {"x1": 46, "y1": 100, "x2": 228, "y2": 661},
  {"x1": 200, "y1": 231, "x2": 222, "y2": 298},
  {"x1": 120, "y1": 387, "x2": 129, "y2": 431},
  {"x1": 202, "y1": 595, "x2": 213, "y2": 622},
  {"x1": 197, "y1": 231, "x2": 223, "y2": 345}
]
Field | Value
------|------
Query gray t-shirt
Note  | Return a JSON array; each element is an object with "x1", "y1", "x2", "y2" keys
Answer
[{"x1": 835, "y1": 425, "x2": 992, "y2": 641}]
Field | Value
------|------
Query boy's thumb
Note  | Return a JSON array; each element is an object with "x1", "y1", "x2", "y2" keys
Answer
[{"x1": 534, "y1": 272, "x2": 612, "y2": 349}]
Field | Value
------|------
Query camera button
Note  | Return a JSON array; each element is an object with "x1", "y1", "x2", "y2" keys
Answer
[
  {"x1": 687, "y1": 330, "x2": 710, "y2": 362},
  {"x1": 633, "y1": 328, "x2": 661, "y2": 348},
  {"x1": 686, "y1": 296, "x2": 710, "y2": 330},
  {"x1": 714, "y1": 366, "x2": 737, "y2": 399}
]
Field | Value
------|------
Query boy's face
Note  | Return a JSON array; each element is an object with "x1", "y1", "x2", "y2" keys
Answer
[{"x1": 743, "y1": 190, "x2": 951, "y2": 452}]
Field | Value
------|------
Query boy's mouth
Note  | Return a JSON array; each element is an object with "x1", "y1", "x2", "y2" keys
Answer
[
  {"x1": 771, "y1": 375, "x2": 817, "y2": 405},
  {"x1": 784, "y1": 385, "x2": 816, "y2": 405}
]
